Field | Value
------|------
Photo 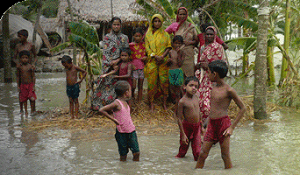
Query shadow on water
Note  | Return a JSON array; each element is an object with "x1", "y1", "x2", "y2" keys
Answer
[{"x1": 0, "y1": 72, "x2": 300, "y2": 174}]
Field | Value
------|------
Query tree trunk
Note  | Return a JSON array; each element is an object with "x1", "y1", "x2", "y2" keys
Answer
[
  {"x1": 3, "y1": 12, "x2": 12, "y2": 83},
  {"x1": 267, "y1": 46, "x2": 275, "y2": 86},
  {"x1": 66, "y1": 0, "x2": 77, "y2": 65},
  {"x1": 32, "y1": 4, "x2": 42, "y2": 46},
  {"x1": 254, "y1": 0, "x2": 269, "y2": 119},
  {"x1": 279, "y1": 0, "x2": 291, "y2": 85}
]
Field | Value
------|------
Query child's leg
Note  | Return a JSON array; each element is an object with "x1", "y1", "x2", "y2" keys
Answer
[
  {"x1": 74, "y1": 98, "x2": 79, "y2": 119},
  {"x1": 23, "y1": 101, "x2": 28, "y2": 116},
  {"x1": 19, "y1": 101, "x2": 23, "y2": 113},
  {"x1": 133, "y1": 152, "x2": 140, "y2": 161},
  {"x1": 120, "y1": 155, "x2": 127, "y2": 161},
  {"x1": 137, "y1": 78, "x2": 144, "y2": 102},
  {"x1": 29, "y1": 99, "x2": 36, "y2": 114},
  {"x1": 132, "y1": 78, "x2": 137, "y2": 99},
  {"x1": 195, "y1": 141, "x2": 214, "y2": 169},
  {"x1": 69, "y1": 98, "x2": 74, "y2": 119},
  {"x1": 220, "y1": 136, "x2": 232, "y2": 169}
]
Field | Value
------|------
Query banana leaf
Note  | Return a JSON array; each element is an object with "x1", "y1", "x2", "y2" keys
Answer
[
  {"x1": 222, "y1": 14, "x2": 258, "y2": 32},
  {"x1": 50, "y1": 41, "x2": 72, "y2": 53},
  {"x1": 68, "y1": 21, "x2": 99, "y2": 45},
  {"x1": 157, "y1": 0, "x2": 175, "y2": 18},
  {"x1": 69, "y1": 33, "x2": 101, "y2": 56}
]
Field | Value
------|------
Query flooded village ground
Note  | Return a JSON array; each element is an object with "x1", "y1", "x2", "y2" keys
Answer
[{"x1": 1, "y1": 64, "x2": 300, "y2": 174}]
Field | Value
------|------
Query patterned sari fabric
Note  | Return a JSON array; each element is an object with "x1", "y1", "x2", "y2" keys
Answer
[
  {"x1": 165, "y1": 7, "x2": 198, "y2": 77},
  {"x1": 145, "y1": 14, "x2": 172, "y2": 103},
  {"x1": 196, "y1": 26, "x2": 225, "y2": 120},
  {"x1": 92, "y1": 31, "x2": 129, "y2": 110}
]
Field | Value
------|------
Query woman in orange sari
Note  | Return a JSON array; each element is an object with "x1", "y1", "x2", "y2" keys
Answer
[{"x1": 145, "y1": 14, "x2": 172, "y2": 112}]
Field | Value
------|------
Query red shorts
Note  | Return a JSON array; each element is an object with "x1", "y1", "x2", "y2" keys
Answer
[
  {"x1": 204, "y1": 116, "x2": 231, "y2": 144},
  {"x1": 19, "y1": 83, "x2": 37, "y2": 102}
]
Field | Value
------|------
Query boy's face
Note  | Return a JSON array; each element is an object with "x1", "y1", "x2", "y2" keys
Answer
[
  {"x1": 133, "y1": 33, "x2": 143, "y2": 43},
  {"x1": 20, "y1": 55, "x2": 29, "y2": 64},
  {"x1": 18, "y1": 34, "x2": 27, "y2": 42},
  {"x1": 125, "y1": 86, "x2": 132, "y2": 99},
  {"x1": 208, "y1": 68, "x2": 217, "y2": 82},
  {"x1": 184, "y1": 80, "x2": 199, "y2": 95},
  {"x1": 120, "y1": 52, "x2": 130, "y2": 62},
  {"x1": 62, "y1": 62, "x2": 72, "y2": 70},
  {"x1": 172, "y1": 40, "x2": 182, "y2": 50}
]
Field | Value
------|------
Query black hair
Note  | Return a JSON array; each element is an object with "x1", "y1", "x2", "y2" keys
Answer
[
  {"x1": 173, "y1": 35, "x2": 184, "y2": 43},
  {"x1": 17, "y1": 29, "x2": 28, "y2": 37},
  {"x1": 133, "y1": 27, "x2": 144, "y2": 36},
  {"x1": 60, "y1": 55, "x2": 73, "y2": 64},
  {"x1": 110, "y1": 17, "x2": 122, "y2": 27},
  {"x1": 19, "y1": 50, "x2": 30, "y2": 58},
  {"x1": 208, "y1": 60, "x2": 228, "y2": 78},
  {"x1": 184, "y1": 76, "x2": 199, "y2": 86},
  {"x1": 120, "y1": 47, "x2": 131, "y2": 56},
  {"x1": 115, "y1": 80, "x2": 130, "y2": 97},
  {"x1": 200, "y1": 23, "x2": 212, "y2": 33}
]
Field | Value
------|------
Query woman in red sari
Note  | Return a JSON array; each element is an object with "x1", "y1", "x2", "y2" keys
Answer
[{"x1": 195, "y1": 26, "x2": 225, "y2": 122}]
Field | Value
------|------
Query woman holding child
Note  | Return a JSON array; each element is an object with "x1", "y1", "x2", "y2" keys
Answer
[
  {"x1": 92, "y1": 17, "x2": 129, "y2": 110},
  {"x1": 145, "y1": 14, "x2": 172, "y2": 111},
  {"x1": 195, "y1": 26, "x2": 225, "y2": 121},
  {"x1": 165, "y1": 7, "x2": 198, "y2": 77}
]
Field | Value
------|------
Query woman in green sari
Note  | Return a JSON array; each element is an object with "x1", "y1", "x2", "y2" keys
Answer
[{"x1": 145, "y1": 14, "x2": 172, "y2": 112}]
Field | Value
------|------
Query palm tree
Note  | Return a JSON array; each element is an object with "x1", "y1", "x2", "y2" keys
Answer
[{"x1": 254, "y1": 0, "x2": 269, "y2": 119}]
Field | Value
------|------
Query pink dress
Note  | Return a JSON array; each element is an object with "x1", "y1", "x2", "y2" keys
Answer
[
  {"x1": 119, "y1": 62, "x2": 133, "y2": 88},
  {"x1": 114, "y1": 99, "x2": 135, "y2": 133}
]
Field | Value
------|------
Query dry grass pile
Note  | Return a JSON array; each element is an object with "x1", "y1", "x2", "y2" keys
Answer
[{"x1": 25, "y1": 96, "x2": 281, "y2": 134}]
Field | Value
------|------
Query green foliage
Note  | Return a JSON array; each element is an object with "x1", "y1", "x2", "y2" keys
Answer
[{"x1": 223, "y1": 14, "x2": 258, "y2": 32}]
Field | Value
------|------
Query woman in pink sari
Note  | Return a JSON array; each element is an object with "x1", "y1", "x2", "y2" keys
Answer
[
  {"x1": 195, "y1": 26, "x2": 225, "y2": 122},
  {"x1": 165, "y1": 7, "x2": 198, "y2": 77}
]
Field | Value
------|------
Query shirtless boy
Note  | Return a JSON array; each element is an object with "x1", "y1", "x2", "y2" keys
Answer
[
  {"x1": 195, "y1": 60, "x2": 246, "y2": 169},
  {"x1": 176, "y1": 76, "x2": 201, "y2": 161},
  {"x1": 61, "y1": 55, "x2": 87, "y2": 119},
  {"x1": 168, "y1": 35, "x2": 185, "y2": 107},
  {"x1": 13, "y1": 29, "x2": 37, "y2": 67},
  {"x1": 17, "y1": 50, "x2": 37, "y2": 116}
]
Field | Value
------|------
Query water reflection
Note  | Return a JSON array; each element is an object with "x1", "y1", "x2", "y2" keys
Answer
[{"x1": 0, "y1": 73, "x2": 300, "y2": 174}]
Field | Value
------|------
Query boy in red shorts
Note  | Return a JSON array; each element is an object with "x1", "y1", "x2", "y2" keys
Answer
[
  {"x1": 195, "y1": 60, "x2": 246, "y2": 169},
  {"x1": 17, "y1": 50, "x2": 37, "y2": 116}
]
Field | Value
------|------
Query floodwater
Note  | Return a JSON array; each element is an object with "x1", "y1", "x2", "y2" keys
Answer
[{"x1": 1, "y1": 72, "x2": 300, "y2": 174}]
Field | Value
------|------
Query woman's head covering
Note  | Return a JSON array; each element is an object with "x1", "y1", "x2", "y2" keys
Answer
[
  {"x1": 165, "y1": 7, "x2": 188, "y2": 34},
  {"x1": 148, "y1": 14, "x2": 164, "y2": 33},
  {"x1": 205, "y1": 26, "x2": 217, "y2": 42}
]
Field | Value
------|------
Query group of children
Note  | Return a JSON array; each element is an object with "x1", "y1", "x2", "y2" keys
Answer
[{"x1": 15, "y1": 28, "x2": 246, "y2": 169}]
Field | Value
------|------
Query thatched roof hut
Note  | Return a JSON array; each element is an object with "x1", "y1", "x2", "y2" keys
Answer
[{"x1": 57, "y1": 0, "x2": 148, "y2": 41}]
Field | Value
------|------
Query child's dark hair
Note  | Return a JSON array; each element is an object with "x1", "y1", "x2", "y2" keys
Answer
[
  {"x1": 19, "y1": 50, "x2": 30, "y2": 58},
  {"x1": 184, "y1": 76, "x2": 199, "y2": 86},
  {"x1": 133, "y1": 27, "x2": 144, "y2": 36},
  {"x1": 208, "y1": 60, "x2": 228, "y2": 78},
  {"x1": 60, "y1": 55, "x2": 73, "y2": 64},
  {"x1": 115, "y1": 80, "x2": 130, "y2": 97},
  {"x1": 200, "y1": 23, "x2": 212, "y2": 33},
  {"x1": 173, "y1": 35, "x2": 184, "y2": 43},
  {"x1": 120, "y1": 47, "x2": 131, "y2": 56},
  {"x1": 18, "y1": 29, "x2": 29, "y2": 37}
]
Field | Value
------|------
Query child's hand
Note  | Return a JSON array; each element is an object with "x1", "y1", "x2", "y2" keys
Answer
[
  {"x1": 100, "y1": 74, "x2": 107, "y2": 78},
  {"x1": 223, "y1": 126, "x2": 234, "y2": 137},
  {"x1": 180, "y1": 134, "x2": 189, "y2": 145}
]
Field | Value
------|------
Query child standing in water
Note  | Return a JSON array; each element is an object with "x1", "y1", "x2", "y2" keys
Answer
[
  {"x1": 195, "y1": 60, "x2": 246, "y2": 169},
  {"x1": 176, "y1": 76, "x2": 201, "y2": 161},
  {"x1": 99, "y1": 81, "x2": 140, "y2": 161},
  {"x1": 61, "y1": 55, "x2": 87, "y2": 119},
  {"x1": 17, "y1": 50, "x2": 37, "y2": 116},
  {"x1": 167, "y1": 35, "x2": 185, "y2": 107},
  {"x1": 129, "y1": 28, "x2": 147, "y2": 102}
]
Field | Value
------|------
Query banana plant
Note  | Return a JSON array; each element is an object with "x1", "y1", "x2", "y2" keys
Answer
[{"x1": 51, "y1": 21, "x2": 102, "y2": 104}]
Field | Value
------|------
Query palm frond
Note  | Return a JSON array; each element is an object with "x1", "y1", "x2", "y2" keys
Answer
[{"x1": 223, "y1": 14, "x2": 258, "y2": 32}]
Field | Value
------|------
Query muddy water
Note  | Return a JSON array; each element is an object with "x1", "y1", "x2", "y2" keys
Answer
[{"x1": 1, "y1": 73, "x2": 300, "y2": 174}]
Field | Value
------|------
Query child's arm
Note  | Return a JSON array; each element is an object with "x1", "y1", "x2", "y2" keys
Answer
[
  {"x1": 99, "y1": 101, "x2": 120, "y2": 125},
  {"x1": 17, "y1": 67, "x2": 21, "y2": 92},
  {"x1": 31, "y1": 65, "x2": 36, "y2": 91},
  {"x1": 177, "y1": 100, "x2": 189, "y2": 145},
  {"x1": 100, "y1": 69, "x2": 117, "y2": 78},
  {"x1": 177, "y1": 50, "x2": 185, "y2": 67},
  {"x1": 114, "y1": 63, "x2": 133, "y2": 79},
  {"x1": 31, "y1": 44, "x2": 37, "y2": 65},
  {"x1": 223, "y1": 87, "x2": 246, "y2": 136},
  {"x1": 75, "y1": 66, "x2": 87, "y2": 84}
]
